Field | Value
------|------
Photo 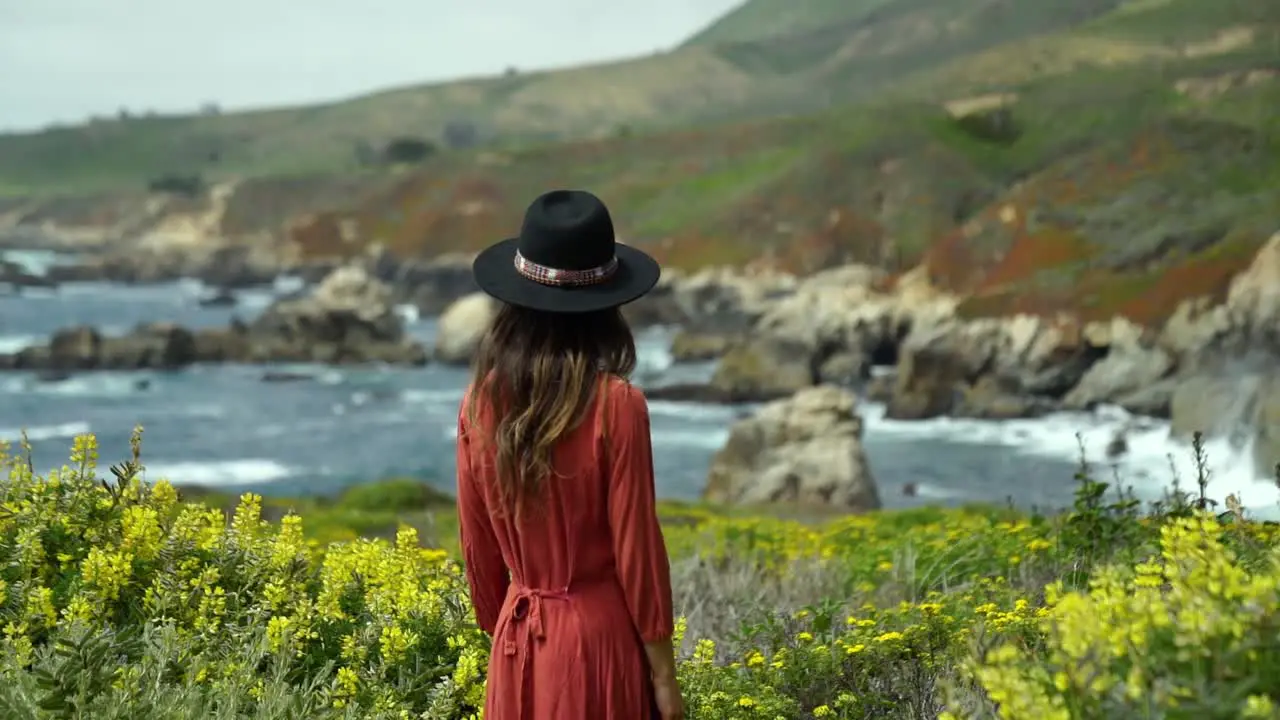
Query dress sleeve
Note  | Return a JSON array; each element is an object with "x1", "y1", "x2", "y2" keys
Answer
[
  {"x1": 456, "y1": 404, "x2": 509, "y2": 635},
  {"x1": 606, "y1": 383, "x2": 675, "y2": 643}
]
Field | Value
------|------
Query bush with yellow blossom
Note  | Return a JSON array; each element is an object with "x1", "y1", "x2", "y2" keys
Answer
[
  {"x1": 0, "y1": 430, "x2": 488, "y2": 719},
  {"x1": 0, "y1": 429, "x2": 1277, "y2": 719}
]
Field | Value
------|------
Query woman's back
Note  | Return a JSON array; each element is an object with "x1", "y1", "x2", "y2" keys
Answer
[
  {"x1": 459, "y1": 188, "x2": 680, "y2": 719},
  {"x1": 458, "y1": 376, "x2": 673, "y2": 719}
]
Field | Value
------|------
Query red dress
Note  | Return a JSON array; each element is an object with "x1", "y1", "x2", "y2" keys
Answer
[{"x1": 456, "y1": 377, "x2": 675, "y2": 720}]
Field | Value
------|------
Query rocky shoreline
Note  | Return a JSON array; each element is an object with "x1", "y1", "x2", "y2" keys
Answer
[
  {"x1": 0, "y1": 264, "x2": 427, "y2": 371},
  {"x1": 4, "y1": 232, "x2": 1279, "y2": 511}
]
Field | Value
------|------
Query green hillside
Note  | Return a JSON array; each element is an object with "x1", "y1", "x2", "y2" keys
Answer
[{"x1": 5, "y1": 0, "x2": 1269, "y2": 195}]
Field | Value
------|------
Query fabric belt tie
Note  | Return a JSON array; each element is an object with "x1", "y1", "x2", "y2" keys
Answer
[
  {"x1": 502, "y1": 584, "x2": 573, "y2": 720},
  {"x1": 502, "y1": 585, "x2": 571, "y2": 656}
]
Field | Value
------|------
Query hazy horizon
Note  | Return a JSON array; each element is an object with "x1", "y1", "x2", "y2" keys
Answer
[{"x1": 0, "y1": 0, "x2": 741, "y2": 133}]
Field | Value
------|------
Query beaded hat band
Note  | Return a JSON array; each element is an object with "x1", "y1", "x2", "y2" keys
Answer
[{"x1": 514, "y1": 251, "x2": 620, "y2": 287}]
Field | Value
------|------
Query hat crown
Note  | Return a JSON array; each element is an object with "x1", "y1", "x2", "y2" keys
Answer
[{"x1": 517, "y1": 190, "x2": 616, "y2": 272}]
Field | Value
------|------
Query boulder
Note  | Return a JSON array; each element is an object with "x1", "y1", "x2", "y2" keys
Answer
[
  {"x1": 885, "y1": 311, "x2": 1108, "y2": 420},
  {"x1": 1113, "y1": 380, "x2": 1176, "y2": 418},
  {"x1": 886, "y1": 340, "x2": 974, "y2": 420},
  {"x1": 753, "y1": 265, "x2": 916, "y2": 365},
  {"x1": 1064, "y1": 316, "x2": 1172, "y2": 407},
  {"x1": 1170, "y1": 372, "x2": 1280, "y2": 477},
  {"x1": 704, "y1": 385, "x2": 881, "y2": 510},
  {"x1": 956, "y1": 374, "x2": 1057, "y2": 420},
  {"x1": 435, "y1": 292, "x2": 497, "y2": 365},
  {"x1": 622, "y1": 274, "x2": 689, "y2": 328},
  {"x1": 644, "y1": 382, "x2": 788, "y2": 405},
  {"x1": 249, "y1": 264, "x2": 423, "y2": 364},
  {"x1": 385, "y1": 253, "x2": 481, "y2": 315},
  {"x1": 669, "y1": 330, "x2": 736, "y2": 362},
  {"x1": 1258, "y1": 377, "x2": 1280, "y2": 477},
  {"x1": 48, "y1": 326, "x2": 103, "y2": 369},
  {"x1": 709, "y1": 337, "x2": 815, "y2": 402},
  {"x1": 660, "y1": 266, "x2": 798, "y2": 333},
  {"x1": 99, "y1": 323, "x2": 199, "y2": 369}
]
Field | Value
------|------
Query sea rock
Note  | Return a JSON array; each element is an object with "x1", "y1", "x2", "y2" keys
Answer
[
  {"x1": 622, "y1": 274, "x2": 689, "y2": 328},
  {"x1": 1, "y1": 323, "x2": 200, "y2": 371},
  {"x1": 704, "y1": 385, "x2": 881, "y2": 510},
  {"x1": 1063, "y1": 316, "x2": 1175, "y2": 410},
  {"x1": 644, "y1": 382, "x2": 790, "y2": 405},
  {"x1": 1170, "y1": 372, "x2": 1280, "y2": 477},
  {"x1": 1113, "y1": 380, "x2": 1177, "y2": 418},
  {"x1": 669, "y1": 330, "x2": 737, "y2": 362},
  {"x1": 885, "y1": 334, "x2": 976, "y2": 420},
  {"x1": 0, "y1": 259, "x2": 55, "y2": 290},
  {"x1": 380, "y1": 252, "x2": 481, "y2": 316},
  {"x1": 435, "y1": 292, "x2": 496, "y2": 365},
  {"x1": 709, "y1": 337, "x2": 815, "y2": 402},
  {"x1": 886, "y1": 312, "x2": 1101, "y2": 420},
  {"x1": 0, "y1": 265, "x2": 428, "y2": 370},
  {"x1": 247, "y1": 262, "x2": 427, "y2": 363},
  {"x1": 659, "y1": 266, "x2": 799, "y2": 333},
  {"x1": 956, "y1": 374, "x2": 1057, "y2": 420}
]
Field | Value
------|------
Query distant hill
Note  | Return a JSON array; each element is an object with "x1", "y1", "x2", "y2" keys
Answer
[{"x1": 5, "y1": 0, "x2": 1272, "y2": 195}]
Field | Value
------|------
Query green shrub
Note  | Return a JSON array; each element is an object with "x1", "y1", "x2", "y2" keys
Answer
[
  {"x1": 334, "y1": 478, "x2": 453, "y2": 514},
  {"x1": 0, "y1": 430, "x2": 487, "y2": 719},
  {"x1": 0, "y1": 428, "x2": 1277, "y2": 719}
]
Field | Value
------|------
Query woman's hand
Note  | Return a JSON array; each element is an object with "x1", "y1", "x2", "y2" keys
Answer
[{"x1": 652, "y1": 671, "x2": 684, "y2": 720}]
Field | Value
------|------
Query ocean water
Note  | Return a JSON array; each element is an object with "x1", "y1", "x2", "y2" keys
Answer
[{"x1": 3, "y1": 249, "x2": 1277, "y2": 518}]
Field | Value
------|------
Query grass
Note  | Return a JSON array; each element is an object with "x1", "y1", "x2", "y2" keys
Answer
[
  {"x1": 1, "y1": 426, "x2": 1280, "y2": 719},
  {"x1": 4, "y1": 0, "x2": 1264, "y2": 196}
]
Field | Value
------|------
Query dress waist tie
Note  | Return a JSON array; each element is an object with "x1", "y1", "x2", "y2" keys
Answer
[{"x1": 500, "y1": 583, "x2": 572, "y2": 720}]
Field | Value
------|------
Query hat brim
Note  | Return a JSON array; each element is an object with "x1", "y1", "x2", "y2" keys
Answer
[{"x1": 472, "y1": 238, "x2": 661, "y2": 314}]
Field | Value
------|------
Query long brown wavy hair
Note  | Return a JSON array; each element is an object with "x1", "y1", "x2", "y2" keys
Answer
[{"x1": 466, "y1": 302, "x2": 637, "y2": 516}]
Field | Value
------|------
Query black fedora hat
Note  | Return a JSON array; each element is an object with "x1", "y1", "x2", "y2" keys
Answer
[{"x1": 472, "y1": 189, "x2": 661, "y2": 313}]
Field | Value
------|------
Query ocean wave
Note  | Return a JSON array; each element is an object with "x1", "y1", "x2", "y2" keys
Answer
[
  {"x1": 862, "y1": 401, "x2": 1278, "y2": 515},
  {"x1": 650, "y1": 428, "x2": 730, "y2": 450},
  {"x1": 395, "y1": 304, "x2": 420, "y2": 324},
  {"x1": 402, "y1": 388, "x2": 467, "y2": 406},
  {"x1": 645, "y1": 400, "x2": 746, "y2": 422},
  {"x1": 0, "y1": 249, "x2": 69, "y2": 276},
  {"x1": 144, "y1": 459, "x2": 295, "y2": 487},
  {"x1": 1, "y1": 373, "x2": 148, "y2": 398},
  {"x1": 0, "y1": 334, "x2": 37, "y2": 353},
  {"x1": 0, "y1": 421, "x2": 91, "y2": 442}
]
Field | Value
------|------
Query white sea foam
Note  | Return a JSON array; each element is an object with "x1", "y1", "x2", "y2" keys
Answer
[
  {"x1": 862, "y1": 401, "x2": 1279, "y2": 517},
  {"x1": 0, "y1": 250, "x2": 67, "y2": 276},
  {"x1": 273, "y1": 275, "x2": 306, "y2": 295},
  {"x1": 0, "y1": 334, "x2": 36, "y2": 353},
  {"x1": 395, "y1": 304, "x2": 420, "y2": 324},
  {"x1": 234, "y1": 290, "x2": 276, "y2": 312},
  {"x1": 1, "y1": 373, "x2": 148, "y2": 398},
  {"x1": 145, "y1": 459, "x2": 295, "y2": 487},
  {"x1": 650, "y1": 427, "x2": 730, "y2": 450},
  {"x1": 402, "y1": 388, "x2": 467, "y2": 406},
  {"x1": 0, "y1": 421, "x2": 91, "y2": 442}
]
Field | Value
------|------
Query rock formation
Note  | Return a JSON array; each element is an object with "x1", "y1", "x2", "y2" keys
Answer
[
  {"x1": 704, "y1": 385, "x2": 881, "y2": 511},
  {"x1": 0, "y1": 264, "x2": 427, "y2": 370},
  {"x1": 434, "y1": 292, "x2": 496, "y2": 365}
]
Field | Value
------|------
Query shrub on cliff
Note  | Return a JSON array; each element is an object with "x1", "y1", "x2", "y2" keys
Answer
[
  {"x1": 382, "y1": 137, "x2": 437, "y2": 165},
  {"x1": 0, "y1": 430, "x2": 1277, "y2": 718},
  {"x1": 146, "y1": 173, "x2": 205, "y2": 197}
]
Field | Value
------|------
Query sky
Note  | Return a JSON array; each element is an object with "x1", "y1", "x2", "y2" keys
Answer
[{"x1": 0, "y1": 0, "x2": 742, "y2": 132}]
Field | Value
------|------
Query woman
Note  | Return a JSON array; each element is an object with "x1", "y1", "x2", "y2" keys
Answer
[{"x1": 456, "y1": 189, "x2": 684, "y2": 720}]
